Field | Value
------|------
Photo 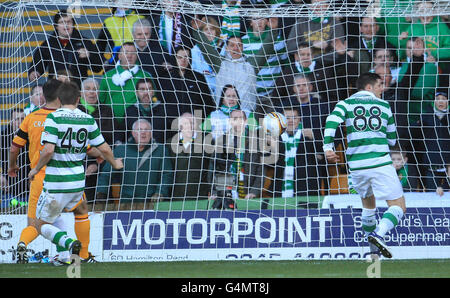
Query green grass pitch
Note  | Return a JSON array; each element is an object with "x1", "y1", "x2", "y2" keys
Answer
[{"x1": 1, "y1": 259, "x2": 449, "y2": 278}]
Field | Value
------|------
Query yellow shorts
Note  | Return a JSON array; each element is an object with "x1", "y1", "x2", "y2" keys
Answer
[{"x1": 27, "y1": 171, "x2": 45, "y2": 219}]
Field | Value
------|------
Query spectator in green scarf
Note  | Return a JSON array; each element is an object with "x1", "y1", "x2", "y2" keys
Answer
[{"x1": 98, "y1": 42, "x2": 154, "y2": 142}]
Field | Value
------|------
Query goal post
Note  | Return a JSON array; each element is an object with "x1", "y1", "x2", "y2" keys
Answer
[{"x1": 1, "y1": 0, "x2": 450, "y2": 263}]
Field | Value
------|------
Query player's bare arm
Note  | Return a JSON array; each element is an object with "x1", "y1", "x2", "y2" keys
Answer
[
  {"x1": 324, "y1": 150, "x2": 340, "y2": 163},
  {"x1": 7, "y1": 143, "x2": 21, "y2": 177},
  {"x1": 96, "y1": 142, "x2": 123, "y2": 170},
  {"x1": 87, "y1": 146, "x2": 105, "y2": 164}
]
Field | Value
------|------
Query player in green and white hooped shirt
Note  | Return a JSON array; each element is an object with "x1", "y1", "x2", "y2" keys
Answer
[
  {"x1": 242, "y1": 17, "x2": 289, "y2": 97},
  {"x1": 323, "y1": 73, "x2": 406, "y2": 258},
  {"x1": 29, "y1": 82, "x2": 123, "y2": 257}
]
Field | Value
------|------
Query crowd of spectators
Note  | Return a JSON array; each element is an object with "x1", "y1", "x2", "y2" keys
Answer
[{"x1": 1, "y1": 0, "x2": 449, "y2": 210}]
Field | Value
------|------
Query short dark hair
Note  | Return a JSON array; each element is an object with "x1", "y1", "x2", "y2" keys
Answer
[
  {"x1": 121, "y1": 42, "x2": 136, "y2": 49},
  {"x1": 297, "y1": 42, "x2": 311, "y2": 50},
  {"x1": 136, "y1": 78, "x2": 154, "y2": 89},
  {"x1": 42, "y1": 79, "x2": 62, "y2": 103},
  {"x1": 30, "y1": 84, "x2": 42, "y2": 95},
  {"x1": 283, "y1": 107, "x2": 300, "y2": 116},
  {"x1": 57, "y1": 81, "x2": 80, "y2": 105},
  {"x1": 227, "y1": 35, "x2": 242, "y2": 42},
  {"x1": 390, "y1": 145, "x2": 407, "y2": 157},
  {"x1": 11, "y1": 108, "x2": 24, "y2": 117},
  {"x1": 356, "y1": 72, "x2": 381, "y2": 91},
  {"x1": 176, "y1": 46, "x2": 191, "y2": 55},
  {"x1": 53, "y1": 9, "x2": 76, "y2": 31}
]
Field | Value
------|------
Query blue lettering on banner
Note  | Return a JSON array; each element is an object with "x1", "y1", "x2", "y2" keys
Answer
[{"x1": 103, "y1": 208, "x2": 450, "y2": 251}]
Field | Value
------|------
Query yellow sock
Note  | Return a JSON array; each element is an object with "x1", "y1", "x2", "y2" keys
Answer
[
  {"x1": 19, "y1": 225, "x2": 39, "y2": 246},
  {"x1": 74, "y1": 214, "x2": 90, "y2": 259}
]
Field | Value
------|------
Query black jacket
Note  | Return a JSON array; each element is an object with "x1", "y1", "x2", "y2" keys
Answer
[
  {"x1": 136, "y1": 40, "x2": 176, "y2": 79},
  {"x1": 169, "y1": 132, "x2": 210, "y2": 200},
  {"x1": 420, "y1": 106, "x2": 450, "y2": 168},
  {"x1": 350, "y1": 36, "x2": 395, "y2": 62},
  {"x1": 125, "y1": 101, "x2": 169, "y2": 144},
  {"x1": 158, "y1": 68, "x2": 216, "y2": 120}
]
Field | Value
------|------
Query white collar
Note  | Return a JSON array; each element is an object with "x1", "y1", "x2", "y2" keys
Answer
[{"x1": 352, "y1": 90, "x2": 380, "y2": 100}]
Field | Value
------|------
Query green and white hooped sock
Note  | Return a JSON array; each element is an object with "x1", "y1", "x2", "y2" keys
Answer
[
  {"x1": 376, "y1": 205, "x2": 404, "y2": 237},
  {"x1": 361, "y1": 208, "x2": 377, "y2": 237},
  {"x1": 53, "y1": 216, "x2": 70, "y2": 254}
]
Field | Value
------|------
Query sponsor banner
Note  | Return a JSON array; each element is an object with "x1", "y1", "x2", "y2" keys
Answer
[
  {"x1": 103, "y1": 246, "x2": 450, "y2": 262},
  {"x1": 103, "y1": 208, "x2": 450, "y2": 260},
  {"x1": 0, "y1": 213, "x2": 103, "y2": 264},
  {"x1": 2, "y1": 208, "x2": 449, "y2": 262}
]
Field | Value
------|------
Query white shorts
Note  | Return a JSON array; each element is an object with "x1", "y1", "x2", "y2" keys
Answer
[
  {"x1": 36, "y1": 190, "x2": 84, "y2": 223},
  {"x1": 350, "y1": 164, "x2": 404, "y2": 201}
]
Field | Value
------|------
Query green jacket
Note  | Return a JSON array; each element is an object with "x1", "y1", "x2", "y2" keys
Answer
[
  {"x1": 378, "y1": 0, "x2": 417, "y2": 49},
  {"x1": 98, "y1": 65, "x2": 153, "y2": 123},
  {"x1": 97, "y1": 139, "x2": 173, "y2": 201}
]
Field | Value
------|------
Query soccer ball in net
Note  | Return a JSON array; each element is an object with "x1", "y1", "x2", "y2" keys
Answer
[{"x1": 262, "y1": 112, "x2": 287, "y2": 138}]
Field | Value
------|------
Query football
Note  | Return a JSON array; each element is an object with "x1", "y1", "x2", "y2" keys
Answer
[{"x1": 262, "y1": 112, "x2": 287, "y2": 138}]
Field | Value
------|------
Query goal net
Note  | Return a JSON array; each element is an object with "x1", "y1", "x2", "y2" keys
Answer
[{"x1": 1, "y1": 0, "x2": 450, "y2": 263}]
